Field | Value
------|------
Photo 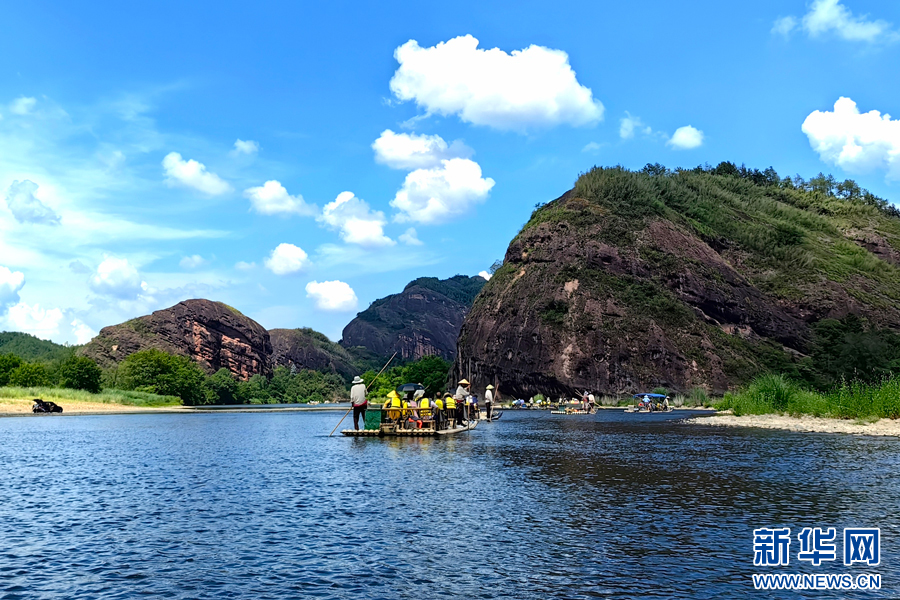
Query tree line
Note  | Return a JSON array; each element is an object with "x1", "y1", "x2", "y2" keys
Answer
[{"x1": 0, "y1": 346, "x2": 455, "y2": 406}]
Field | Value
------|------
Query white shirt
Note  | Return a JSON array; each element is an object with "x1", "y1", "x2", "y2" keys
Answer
[{"x1": 485, "y1": 390, "x2": 493, "y2": 403}]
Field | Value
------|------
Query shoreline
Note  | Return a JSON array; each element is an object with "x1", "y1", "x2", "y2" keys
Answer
[{"x1": 687, "y1": 411, "x2": 900, "y2": 437}]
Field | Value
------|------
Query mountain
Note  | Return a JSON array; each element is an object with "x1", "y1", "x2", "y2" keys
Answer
[
  {"x1": 80, "y1": 299, "x2": 272, "y2": 380},
  {"x1": 453, "y1": 164, "x2": 900, "y2": 398},
  {"x1": 0, "y1": 332, "x2": 75, "y2": 362},
  {"x1": 270, "y1": 328, "x2": 361, "y2": 379},
  {"x1": 340, "y1": 275, "x2": 486, "y2": 361}
]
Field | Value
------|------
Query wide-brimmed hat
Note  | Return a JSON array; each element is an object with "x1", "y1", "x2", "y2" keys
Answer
[
  {"x1": 458, "y1": 379, "x2": 470, "y2": 385},
  {"x1": 486, "y1": 385, "x2": 494, "y2": 390},
  {"x1": 387, "y1": 390, "x2": 400, "y2": 399},
  {"x1": 352, "y1": 376, "x2": 364, "y2": 384},
  {"x1": 443, "y1": 392, "x2": 453, "y2": 397}
]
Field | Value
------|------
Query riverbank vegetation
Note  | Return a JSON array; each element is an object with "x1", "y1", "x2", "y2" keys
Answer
[
  {"x1": 717, "y1": 374, "x2": 900, "y2": 420},
  {"x1": 1, "y1": 343, "x2": 453, "y2": 407},
  {"x1": 0, "y1": 386, "x2": 181, "y2": 407}
]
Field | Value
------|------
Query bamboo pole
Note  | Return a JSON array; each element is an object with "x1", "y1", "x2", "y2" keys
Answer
[{"x1": 329, "y1": 352, "x2": 397, "y2": 436}]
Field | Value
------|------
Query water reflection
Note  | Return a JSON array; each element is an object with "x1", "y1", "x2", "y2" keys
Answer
[{"x1": 0, "y1": 410, "x2": 896, "y2": 599}]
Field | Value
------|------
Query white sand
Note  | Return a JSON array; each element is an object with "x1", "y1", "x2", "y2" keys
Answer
[{"x1": 690, "y1": 412, "x2": 900, "y2": 437}]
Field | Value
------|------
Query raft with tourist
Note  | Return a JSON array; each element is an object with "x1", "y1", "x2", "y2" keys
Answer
[
  {"x1": 341, "y1": 381, "x2": 478, "y2": 437},
  {"x1": 625, "y1": 393, "x2": 673, "y2": 413}
]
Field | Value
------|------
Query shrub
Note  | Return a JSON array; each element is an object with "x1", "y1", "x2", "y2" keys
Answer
[
  {"x1": 8, "y1": 363, "x2": 51, "y2": 387},
  {"x1": 0, "y1": 353, "x2": 24, "y2": 386},
  {"x1": 59, "y1": 355, "x2": 102, "y2": 393}
]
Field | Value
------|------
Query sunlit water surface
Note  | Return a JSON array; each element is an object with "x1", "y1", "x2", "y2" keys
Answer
[{"x1": 1, "y1": 410, "x2": 897, "y2": 599}]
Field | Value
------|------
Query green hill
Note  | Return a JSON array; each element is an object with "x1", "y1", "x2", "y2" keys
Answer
[
  {"x1": 454, "y1": 162, "x2": 900, "y2": 396},
  {"x1": 0, "y1": 332, "x2": 75, "y2": 362}
]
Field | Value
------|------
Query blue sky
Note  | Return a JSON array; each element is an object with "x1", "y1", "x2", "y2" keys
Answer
[{"x1": 1, "y1": 0, "x2": 899, "y2": 344}]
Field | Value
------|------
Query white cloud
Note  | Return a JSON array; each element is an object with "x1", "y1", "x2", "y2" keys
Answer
[
  {"x1": 305, "y1": 280, "x2": 358, "y2": 311},
  {"x1": 398, "y1": 227, "x2": 423, "y2": 246},
  {"x1": 264, "y1": 243, "x2": 309, "y2": 275},
  {"x1": 162, "y1": 152, "x2": 232, "y2": 195},
  {"x1": 391, "y1": 158, "x2": 495, "y2": 224},
  {"x1": 89, "y1": 257, "x2": 144, "y2": 299},
  {"x1": 9, "y1": 96, "x2": 36, "y2": 115},
  {"x1": 243, "y1": 180, "x2": 317, "y2": 217},
  {"x1": 389, "y1": 35, "x2": 604, "y2": 131},
  {"x1": 6, "y1": 302, "x2": 65, "y2": 339},
  {"x1": 3, "y1": 180, "x2": 61, "y2": 225},
  {"x1": 582, "y1": 142, "x2": 602, "y2": 153},
  {"x1": 478, "y1": 270, "x2": 492, "y2": 281},
  {"x1": 772, "y1": 16, "x2": 799, "y2": 37},
  {"x1": 372, "y1": 129, "x2": 472, "y2": 170},
  {"x1": 667, "y1": 125, "x2": 705, "y2": 150},
  {"x1": 620, "y1": 113, "x2": 652, "y2": 139},
  {"x1": 802, "y1": 97, "x2": 900, "y2": 181},
  {"x1": 773, "y1": 0, "x2": 899, "y2": 43},
  {"x1": 235, "y1": 261, "x2": 256, "y2": 270},
  {"x1": 233, "y1": 139, "x2": 259, "y2": 155},
  {"x1": 71, "y1": 318, "x2": 97, "y2": 344},
  {"x1": 180, "y1": 254, "x2": 207, "y2": 269},
  {"x1": 0, "y1": 265, "x2": 25, "y2": 309},
  {"x1": 318, "y1": 191, "x2": 395, "y2": 247}
]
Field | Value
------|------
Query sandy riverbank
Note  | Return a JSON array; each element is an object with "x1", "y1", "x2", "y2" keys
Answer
[
  {"x1": 0, "y1": 397, "x2": 189, "y2": 416},
  {"x1": 689, "y1": 412, "x2": 900, "y2": 437}
]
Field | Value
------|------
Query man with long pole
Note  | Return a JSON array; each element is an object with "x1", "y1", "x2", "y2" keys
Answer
[{"x1": 329, "y1": 352, "x2": 397, "y2": 436}]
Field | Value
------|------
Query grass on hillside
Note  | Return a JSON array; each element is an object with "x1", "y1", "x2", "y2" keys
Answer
[
  {"x1": 715, "y1": 374, "x2": 900, "y2": 420},
  {"x1": 0, "y1": 386, "x2": 182, "y2": 407}
]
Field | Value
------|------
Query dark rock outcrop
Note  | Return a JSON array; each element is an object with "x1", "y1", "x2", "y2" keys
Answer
[
  {"x1": 269, "y1": 328, "x2": 357, "y2": 378},
  {"x1": 80, "y1": 299, "x2": 272, "y2": 380},
  {"x1": 340, "y1": 275, "x2": 485, "y2": 361},
  {"x1": 453, "y1": 167, "x2": 900, "y2": 398}
]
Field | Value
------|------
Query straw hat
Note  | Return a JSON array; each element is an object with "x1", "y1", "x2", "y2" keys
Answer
[
  {"x1": 352, "y1": 376, "x2": 364, "y2": 384},
  {"x1": 387, "y1": 390, "x2": 400, "y2": 399},
  {"x1": 458, "y1": 379, "x2": 470, "y2": 385},
  {"x1": 486, "y1": 385, "x2": 494, "y2": 390}
]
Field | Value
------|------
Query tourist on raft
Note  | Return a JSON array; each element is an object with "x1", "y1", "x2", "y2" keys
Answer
[
  {"x1": 383, "y1": 390, "x2": 403, "y2": 424},
  {"x1": 350, "y1": 375, "x2": 367, "y2": 430},
  {"x1": 444, "y1": 392, "x2": 458, "y2": 427}
]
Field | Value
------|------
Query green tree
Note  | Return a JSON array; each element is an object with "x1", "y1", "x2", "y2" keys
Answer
[
  {"x1": 118, "y1": 349, "x2": 209, "y2": 405},
  {"x1": 0, "y1": 353, "x2": 24, "y2": 386},
  {"x1": 8, "y1": 363, "x2": 51, "y2": 387},
  {"x1": 206, "y1": 368, "x2": 238, "y2": 404},
  {"x1": 59, "y1": 355, "x2": 102, "y2": 393}
]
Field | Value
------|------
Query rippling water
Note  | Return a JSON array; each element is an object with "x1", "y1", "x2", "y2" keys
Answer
[{"x1": 1, "y1": 410, "x2": 897, "y2": 599}]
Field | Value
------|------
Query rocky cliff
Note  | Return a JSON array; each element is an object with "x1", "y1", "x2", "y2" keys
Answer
[
  {"x1": 453, "y1": 165, "x2": 900, "y2": 398},
  {"x1": 80, "y1": 299, "x2": 272, "y2": 380},
  {"x1": 340, "y1": 275, "x2": 485, "y2": 361},
  {"x1": 269, "y1": 328, "x2": 359, "y2": 378}
]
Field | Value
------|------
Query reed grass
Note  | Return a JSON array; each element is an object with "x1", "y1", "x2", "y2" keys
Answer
[
  {"x1": 0, "y1": 386, "x2": 182, "y2": 407},
  {"x1": 716, "y1": 374, "x2": 900, "y2": 419}
]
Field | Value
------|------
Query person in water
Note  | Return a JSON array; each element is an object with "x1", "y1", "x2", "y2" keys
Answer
[{"x1": 350, "y1": 375, "x2": 367, "y2": 430}]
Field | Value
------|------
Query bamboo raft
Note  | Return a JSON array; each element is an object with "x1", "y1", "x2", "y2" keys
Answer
[
  {"x1": 342, "y1": 421, "x2": 477, "y2": 437},
  {"x1": 342, "y1": 406, "x2": 478, "y2": 437}
]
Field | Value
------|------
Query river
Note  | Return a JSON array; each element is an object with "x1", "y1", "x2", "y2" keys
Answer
[{"x1": 0, "y1": 410, "x2": 896, "y2": 598}]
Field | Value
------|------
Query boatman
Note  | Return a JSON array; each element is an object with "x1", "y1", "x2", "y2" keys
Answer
[
  {"x1": 484, "y1": 385, "x2": 495, "y2": 420},
  {"x1": 350, "y1": 375, "x2": 367, "y2": 430},
  {"x1": 454, "y1": 379, "x2": 470, "y2": 425}
]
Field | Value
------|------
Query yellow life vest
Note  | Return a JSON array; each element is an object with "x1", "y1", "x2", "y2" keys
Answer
[
  {"x1": 419, "y1": 398, "x2": 431, "y2": 417},
  {"x1": 435, "y1": 398, "x2": 444, "y2": 410},
  {"x1": 446, "y1": 396, "x2": 457, "y2": 409}
]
